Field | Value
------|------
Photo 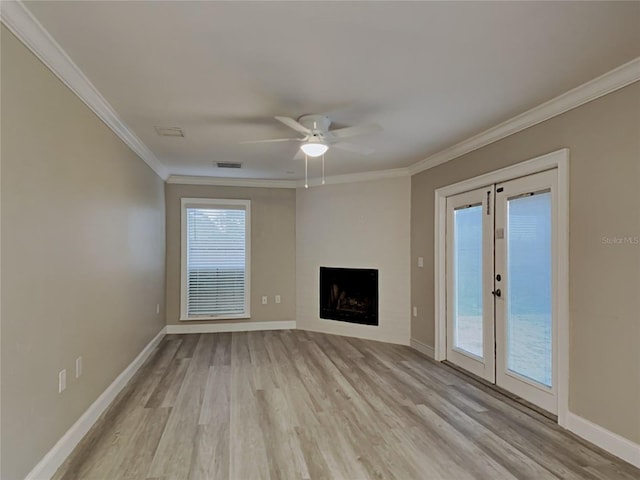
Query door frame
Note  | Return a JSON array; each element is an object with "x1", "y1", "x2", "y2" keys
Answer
[{"x1": 433, "y1": 148, "x2": 569, "y2": 426}]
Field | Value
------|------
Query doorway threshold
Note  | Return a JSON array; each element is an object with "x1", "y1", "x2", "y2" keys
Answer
[{"x1": 442, "y1": 360, "x2": 558, "y2": 423}]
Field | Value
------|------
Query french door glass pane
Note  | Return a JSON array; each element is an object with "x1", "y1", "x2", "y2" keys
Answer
[
  {"x1": 506, "y1": 192, "x2": 552, "y2": 387},
  {"x1": 453, "y1": 205, "x2": 483, "y2": 358}
]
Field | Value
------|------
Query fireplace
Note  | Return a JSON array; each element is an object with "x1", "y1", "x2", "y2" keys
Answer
[{"x1": 320, "y1": 267, "x2": 378, "y2": 325}]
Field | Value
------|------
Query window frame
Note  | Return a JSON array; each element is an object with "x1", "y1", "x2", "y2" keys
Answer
[{"x1": 180, "y1": 197, "x2": 251, "y2": 321}]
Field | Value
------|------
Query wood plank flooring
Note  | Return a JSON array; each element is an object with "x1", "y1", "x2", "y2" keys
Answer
[{"x1": 53, "y1": 331, "x2": 640, "y2": 480}]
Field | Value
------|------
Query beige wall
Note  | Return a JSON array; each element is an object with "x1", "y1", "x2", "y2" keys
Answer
[
  {"x1": 0, "y1": 27, "x2": 166, "y2": 480},
  {"x1": 165, "y1": 184, "x2": 296, "y2": 325},
  {"x1": 296, "y1": 177, "x2": 412, "y2": 345},
  {"x1": 411, "y1": 81, "x2": 640, "y2": 443}
]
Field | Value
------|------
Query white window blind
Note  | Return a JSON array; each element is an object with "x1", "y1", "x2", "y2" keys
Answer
[{"x1": 181, "y1": 199, "x2": 250, "y2": 319}]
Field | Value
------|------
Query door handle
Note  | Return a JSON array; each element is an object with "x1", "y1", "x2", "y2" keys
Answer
[{"x1": 492, "y1": 289, "x2": 502, "y2": 297}]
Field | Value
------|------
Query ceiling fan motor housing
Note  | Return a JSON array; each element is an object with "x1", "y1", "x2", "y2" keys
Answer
[{"x1": 298, "y1": 114, "x2": 331, "y2": 133}]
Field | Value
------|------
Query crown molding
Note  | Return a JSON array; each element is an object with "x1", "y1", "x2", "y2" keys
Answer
[
  {"x1": 168, "y1": 167, "x2": 409, "y2": 189},
  {"x1": 167, "y1": 175, "x2": 298, "y2": 188},
  {"x1": 297, "y1": 167, "x2": 409, "y2": 188},
  {"x1": 0, "y1": 1, "x2": 169, "y2": 180},
  {"x1": 408, "y1": 56, "x2": 640, "y2": 175},
  {"x1": 4, "y1": 0, "x2": 637, "y2": 183}
]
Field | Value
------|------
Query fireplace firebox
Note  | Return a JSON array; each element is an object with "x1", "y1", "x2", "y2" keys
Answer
[{"x1": 320, "y1": 267, "x2": 378, "y2": 325}]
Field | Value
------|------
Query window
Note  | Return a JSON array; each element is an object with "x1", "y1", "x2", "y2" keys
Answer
[{"x1": 180, "y1": 198, "x2": 250, "y2": 320}]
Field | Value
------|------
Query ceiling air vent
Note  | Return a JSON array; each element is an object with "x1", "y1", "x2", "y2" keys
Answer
[
  {"x1": 217, "y1": 162, "x2": 242, "y2": 169},
  {"x1": 154, "y1": 126, "x2": 184, "y2": 137}
]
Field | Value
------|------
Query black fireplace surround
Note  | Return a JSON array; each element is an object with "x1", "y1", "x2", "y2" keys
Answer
[{"x1": 320, "y1": 267, "x2": 378, "y2": 326}]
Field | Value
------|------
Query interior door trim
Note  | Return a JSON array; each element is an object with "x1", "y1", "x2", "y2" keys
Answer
[{"x1": 433, "y1": 148, "x2": 570, "y2": 426}]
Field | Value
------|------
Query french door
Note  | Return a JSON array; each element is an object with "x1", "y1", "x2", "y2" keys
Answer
[
  {"x1": 446, "y1": 187, "x2": 495, "y2": 382},
  {"x1": 446, "y1": 170, "x2": 558, "y2": 413}
]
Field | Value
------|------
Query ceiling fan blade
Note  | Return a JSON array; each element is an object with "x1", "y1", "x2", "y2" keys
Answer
[
  {"x1": 275, "y1": 116, "x2": 311, "y2": 134},
  {"x1": 239, "y1": 138, "x2": 301, "y2": 144},
  {"x1": 333, "y1": 142, "x2": 375, "y2": 155},
  {"x1": 328, "y1": 123, "x2": 382, "y2": 140}
]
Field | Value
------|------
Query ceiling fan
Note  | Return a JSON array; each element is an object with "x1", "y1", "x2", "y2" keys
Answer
[{"x1": 241, "y1": 114, "x2": 382, "y2": 159}]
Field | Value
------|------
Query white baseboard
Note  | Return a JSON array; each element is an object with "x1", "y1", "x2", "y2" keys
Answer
[
  {"x1": 25, "y1": 327, "x2": 167, "y2": 480},
  {"x1": 166, "y1": 320, "x2": 296, "y2": 334},
  {"x1": 565, "y1": 412, "x2": 640, "y2": 468},
  {"x1": 296, "y1": 324, "x2": 409, "y2": 346},
  {"x1": 410, "y1": 337, "x2": 435, "y2": 359},
  {"x1": 24, "y1": 323, "x2": 640, "y2": 476}
]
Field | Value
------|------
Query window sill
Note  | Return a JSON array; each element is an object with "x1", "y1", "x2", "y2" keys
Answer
[{"x1": 179, "y1": 314, "x2": 250, "y2": 322}]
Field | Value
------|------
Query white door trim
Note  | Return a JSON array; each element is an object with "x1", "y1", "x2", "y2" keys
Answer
[{"x1": 434, "y1": 148, "x2": 569, "y2": 426}]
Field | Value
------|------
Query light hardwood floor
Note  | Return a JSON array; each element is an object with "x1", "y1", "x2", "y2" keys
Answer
[{"x1": 53, "y1": 330, "x2": 639, "y2": 479}]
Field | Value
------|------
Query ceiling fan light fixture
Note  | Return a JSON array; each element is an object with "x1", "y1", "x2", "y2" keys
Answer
[{"x1": 300, "y1": 142, "x2": 329, "y2": 157}]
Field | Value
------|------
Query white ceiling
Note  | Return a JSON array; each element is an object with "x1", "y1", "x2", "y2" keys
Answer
[{"x1": 22, "y1": 1, "x2": 640, "y2": 180}]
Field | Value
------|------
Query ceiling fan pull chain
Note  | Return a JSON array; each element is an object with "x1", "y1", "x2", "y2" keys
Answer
[
  {"x1": 322, "y1": 154, "x2": 325, "y2": 185},
  {"x1": 305, "y1": 154, "x2": 309, "y2": 189}
]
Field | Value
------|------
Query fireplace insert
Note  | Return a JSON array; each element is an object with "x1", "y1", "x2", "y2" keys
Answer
[{"x1": 319, "y1": 267, "x2": 378, "y2": 325}]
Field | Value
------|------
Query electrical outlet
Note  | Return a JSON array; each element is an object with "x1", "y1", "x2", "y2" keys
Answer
[
  {"x1": 75, "y1": 357, "x2": 83, "y2": 379},
  {"x1": 413, "y1": 306, "x2": 418, "y2": 317},
  {"x1": 156, "y1": 303, "x2": 160, "y2": 314},
  {"x1": 59, "y1": 369, "x2": 67, "y2": 393},
  {"x1": 275, "y1": 295, "x2": 281, "y2": 304},
  {"x1": 262, "y1": 296, "x2": 268, "y2": 305},
  {"x1": 418, "y1": 257, "x2": 424, "y2": 268}
]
